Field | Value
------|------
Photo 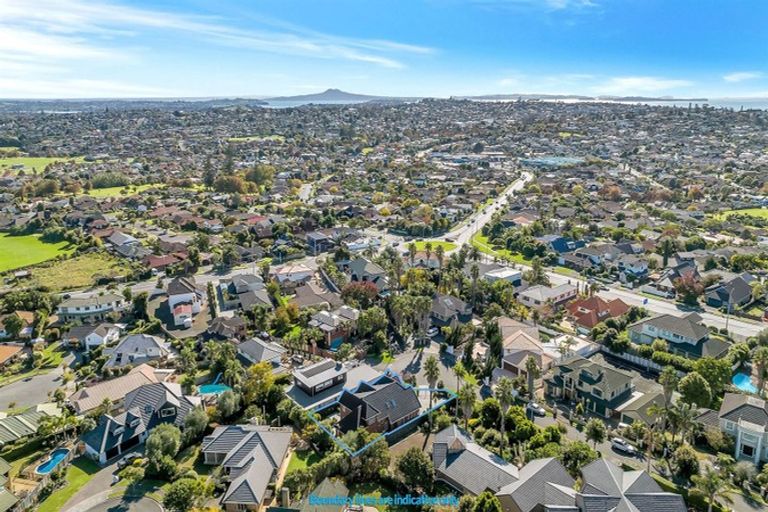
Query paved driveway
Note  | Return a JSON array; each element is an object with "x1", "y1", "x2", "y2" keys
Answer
[
  {"x1": 371, "y1": 341, "x2": 458, "y2": 391},
  {"x1": 63, "y1": 458, "x2": 120, "y2": 512},
  {"x1": 83, "y1": 497, "x2": 162, "y2": 512}
]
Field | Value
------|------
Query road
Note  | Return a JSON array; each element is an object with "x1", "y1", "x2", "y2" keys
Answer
[
  {"x1": 0, "y1": 351, "x2": 75, "y2": 410},
  {"x1": 442, "y1": 171, "x2": 532, "y2": 248}
]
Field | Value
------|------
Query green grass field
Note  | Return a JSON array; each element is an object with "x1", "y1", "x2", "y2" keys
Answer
[
  {"x1": 85, "y1": 183, "x2": 160, "y2": 198},
  {"x1": 715, "y1": 207, "x2": 768, "y2": 220},
  {"x1": 28, "y1": 252, "x2": 133, "y2": 291},
  {"x1": 0, "y1": 234, "x2": 74, "y2": 273},
  {"x1": 409, "y1": 240, "x2": 457, "y2": 252},
  {"x1": 37, "y1": 457, "x2": 101, "y2": 512},
  {"x1": 287, "y1": 449, "x2": 322, "y2": 473},
  {"x1": 470, "y1": 232, "x2": 531, "y2": 264},
  {"x1": 0, "y1": 155, "x2": 85, "y2": 174}
]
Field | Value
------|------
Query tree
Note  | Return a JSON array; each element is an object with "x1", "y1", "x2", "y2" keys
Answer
[
  {"x1": 2, "y1": 314, "x2": 23, "y2": 339},
  {"x1": 341, "y1": 281, "x2": 379, "y2": 309},
  {"x1": 453, "y1": 361, "x2": 466, "y2": 392},
  {"x1": 146, "y1": 424, "x2": 182, "y2": 478},
  {"x1": 396, "y1": 447, "x2": 434, "y2": 492},
  {"x1": 753, "y1": 346, "x2": 768, "y2": 397},
  {"x1": 345, "y1": 429, "x2": 390, "y2": 481},
  {"x1": 163, "y1": 476, "x2": 211, "y2": 512},
  {"x1": 694, "y1": 357, "x2": 732, "y2": 398},
  {"x1": 216, "y1": 390, "x2": 241, "y2": 420},
  {"x1": 584, "y1": 418, "x2": 606, "y2": 448},
  {"x1": 692, "y1": 466, "x2": 734, "y2": 512},
  {"x1": 183, "y1": 407, "x2": 209, "y2": 443},
  {"x1": 472, "y1": 491, "x2": 502, "y2": 512},
  {"x1": 659, "y1": 365, "x2": 679, "y2": 411},
  {"x1": 523, "y1": 257, "x2": 549, "y2": 286},
  {"x1": 669, "y1": 401, "x2": 698, "y2": 445},
  {"x1": 672, "y1": 445, "x2": 700, "y2": 480},
  {"x1": 458, "y1": 382, "x2": 477, "y2": 430},
  {"x1": 424, "y1": 354, "x2": 440, "y2": 429},
  {"x1": 524, "y1": 356, "x2": 540, "y2": 400},
  {"x1": 658, "y1": 238, "x2": 677, "y2": 268},
  {"x1": 559, "y1": 441, "x2": 598, "y2": 476},
  {"x1": 673, "y1": 274, "x2": 704, "y2": 306},
  {"x1": 242, "y1": 361, "x2": 275, "y2": 405},
  {"x1": 132, "y1": 292, "x2": 149, "y2": 320},
  {"x1": 495, "y1": 377, "x2": 515, "y2": 453},
  {"x1": 678, "y1": 372, "x2": 712, "y2": 408}
]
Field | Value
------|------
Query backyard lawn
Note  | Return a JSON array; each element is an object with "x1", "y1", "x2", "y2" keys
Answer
[
  {"x1": 37, "y1": 457, "x2": 101, "y2": 512},
  {"x1": 287, "y1": 449, "x2": 322, "y2": 472},
  {"x1": 84, "y1": 183, "x2": 161, "y2": 198},
  {"x1": 0, "y1": 234, "x2": 74, "y2": 273},
  {"x1": 28, "y1": 252, "x2": 133, "y2": 291},
  {"x1": 470, "y1": 232, "x2": 531, "y2": 264}
]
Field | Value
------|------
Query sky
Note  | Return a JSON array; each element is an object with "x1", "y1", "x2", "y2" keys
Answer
[{"x1": 1, "y1": 0, "x2": 767, "y2": 99}]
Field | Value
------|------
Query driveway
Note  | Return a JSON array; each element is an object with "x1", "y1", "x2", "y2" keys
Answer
[
  {"x1": 371, "y1": 341, "x2": 458, "y2": 391},
  {"x1": 0, "y1": 351, "x2": 75, "y2": 410},
  {"x1": 63, "y1": 458, "x2": 120, "y2": 512},
  {"x1": 82, "y1": 497, "x2": 162, "y2": 512}
]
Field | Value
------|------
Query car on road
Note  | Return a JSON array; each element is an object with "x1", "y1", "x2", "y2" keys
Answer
[
  {"x1": 611, "y1": 437, "x2": 637, "y2": 455},
  {"x1": 526, "y1": 401, "x2": 546, "y2": 416}
]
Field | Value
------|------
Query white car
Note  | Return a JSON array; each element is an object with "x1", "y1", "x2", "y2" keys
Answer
[
  {"x1": 427, "y1": 327, "x2": 439, "y2": 337},
  {"x1": 611, "y1": 437, "x2": 637, "y2": 455},
  {"x1": 526, "y1": 402, "x2": 546, "y2": 416}
]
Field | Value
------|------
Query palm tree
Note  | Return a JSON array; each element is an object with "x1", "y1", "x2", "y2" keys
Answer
[
  {"x1": 424, "y1": 355, "x2": 441, "y2": 431},
  {"x1": 692, "y1": 466, "x2": 734, "y2": 512},
  {"x1": 495, "y1": 377, "x2": 515, "y2": 453},
  {"x1": 407, "y1": 242, "x2": 417, "y2": 267},
  {"x1": 453, "y1": 361, "x2": 466, "y2": 392},
  {"x1": 425, "y1": 242, "x2": 433, "y2": 268},
  {"x1": 435, "y1": 245, "x2": 445, "y2": 291},
  {"x1": 557, "y1": 336, "x2": 575, "y2": 358},
  {"x1": 754, "y1": 346, "x2": 768, "y2": 397},
  {"x1": 458, "y1": 383, "x2": 477, "y2": 430},
  {"x1": 673, "y1": 401, "x2": 698, "y2": 445},
  {"x1": 525, "y1": 356, "x2": 540, "y2": 400},
  {"x1": 645, "y1": 402, "x2": 665, "y2": 472},
  {"x1": 470, "y1": 246, "x2": 480, "y2": 262},
  {"x1": 659, "y1": 365, "x2": 679, "y2": 413},
  {"x1": 470, "y1": 263, "x2": 479, "y2": 307}
]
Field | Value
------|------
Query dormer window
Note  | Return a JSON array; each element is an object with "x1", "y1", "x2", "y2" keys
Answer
[
  {"x1": 113, "y1": 426, "x2": 124, "y2": 436},
  {"x1": 129, "y1": 418, "x2": 141, "y2": 428},
  {"x1": 160, "y1": 407, "x2": 175, "y2": 417}
]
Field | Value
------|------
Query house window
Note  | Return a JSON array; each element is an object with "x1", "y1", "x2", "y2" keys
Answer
[
  {"x1": 593, "y1": 389, "x2": 602, "y2": 398},
  {"x1": 724, "y1": 421, "x2": 734, "y2": 431},
  {"x1": 160, "y1": 408, "x2": 175, "y2": 417}
]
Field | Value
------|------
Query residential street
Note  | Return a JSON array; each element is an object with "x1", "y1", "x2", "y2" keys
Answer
[{"x1": 0, "y1": 352, "x2": 74, "y2": 410}]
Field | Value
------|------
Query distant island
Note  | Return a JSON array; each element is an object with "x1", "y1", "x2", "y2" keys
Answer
[
  {"x1": 459, "y1": 93, "x2": 708, "y2": 102},
  {"x1": 0, "y1": 97, "x2": 267, "y2": 113},
  {"x1": 265, "y1": 88, "x2": 385, "y2": 103}
]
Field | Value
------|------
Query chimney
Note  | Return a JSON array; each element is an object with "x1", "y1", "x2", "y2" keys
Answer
[{"x1": 281, "y1": 487, "x2": 291, "y2": 507}]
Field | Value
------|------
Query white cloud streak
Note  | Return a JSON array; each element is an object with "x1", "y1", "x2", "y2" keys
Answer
[{"x1": 723, "y1": 71, "x2": 762, "y2": 83}]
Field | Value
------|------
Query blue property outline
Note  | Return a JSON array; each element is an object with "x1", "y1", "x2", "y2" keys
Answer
[{"x1": 305, "y1": 369, "x2": 457, "y2": 457}]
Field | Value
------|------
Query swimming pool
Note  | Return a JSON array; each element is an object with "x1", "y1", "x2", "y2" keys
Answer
[
  {"x1": 35, "y1": 448, "x2": 70, "y2": 475},
  {"x1": 199, "y1": 383, "x2": 232, "y2": 395},
  {"x1": 732, "y1": 373, "x2": 758, "y2": 394}
]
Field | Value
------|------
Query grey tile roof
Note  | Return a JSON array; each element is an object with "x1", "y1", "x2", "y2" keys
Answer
[
  {"x1": 719, "y1": 393, "x2": 768, "y2": 428},
  {"x1": 201, "y1": 425, "x2": 292, "y2": 506},
  {"x1": 628, "y1": 313, "x2": 709, "y2": 342},
  {"x1": 238, "y1": 338, "x2": 286, "y2": 365},
  {"x1": 497, "y1": 458, "x2": 575, "y2": 512},
  {"x1": 294, "y1": 359, "x2": 347, "y2": 389},
  {"x1": 103, "y1": 333, "x2": 171, "y2": 368},
  {"x1": 337, "y1": 374, "x2": 421, "y2": 433}
]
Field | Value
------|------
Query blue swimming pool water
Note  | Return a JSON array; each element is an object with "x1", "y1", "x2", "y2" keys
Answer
[
  {"x1": 732, "y1": 373, "x2": 758, "y2": 394},
  {"x1": 199, "y1": 383, "x2": 231, "y2": 395},
  {"x1": 35, "y1": 448, "x2": 70, "y2": 475}
]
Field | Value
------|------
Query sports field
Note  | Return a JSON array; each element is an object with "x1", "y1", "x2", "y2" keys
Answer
[
  {"x1": 714, "y1": 208, "x2": 768, "y2": 220},
  {"x1": 0, "y1": 234, "x2": 74, "y2": 273},
  {"x1": 0, "y1": 156, "x2": 85, "y2": 174}
]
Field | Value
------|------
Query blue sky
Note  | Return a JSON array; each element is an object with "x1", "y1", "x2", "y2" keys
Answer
[{"x1": 1, "y1": 0, "x2": 767, "y2": 98}]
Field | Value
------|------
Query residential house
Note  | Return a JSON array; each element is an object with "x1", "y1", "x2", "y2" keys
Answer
[
  {"x1": 64, "y1": 323, "x2": 121, "y2": 350},
  {"x1": 628, "y1": 313, "x2": 729, "y2": 359},
  {"x1": 710, "y1": 393, "x2": 768, "y2": 464},
  {"x1": 347, "y1": 258, "x2": 389, "y2": 294},
  {"x1": 308, "y1": 306, "x2": 360, "y2": 350},
  {"x1": 537, "y1": 235, "x2": 585, "y2": 254},
  {"x1": 68, "y1": 363, "x2": 174, "y2": 414},
  {"x1": 237, "y1": 338, "x2": 286, "y2": 370},
  {"x1": 565, "y1": 296, "x2": 630, "y2": 333},
  {"x1": 272, "y1": 264, "x2": 314, "y2": 289},
  {"x1": 0, "y1": 404, "x2": 62, "y2": 449},
  {"x1": 291, "y1": 282, "x2": 343, "y2": 310},
  {"x1": 545, "y1": 355, "x2": 634, "y2": 418},
  {"x1": 705, "y1": 273, "x2": 755, "y2": 310},
  {"x1": 103, "y1": 333, "x2": 172, "y2": 369},
  {"x1": 431, "y1": 294, "x2": 472, "y2": 328},
  {"x1": 0, "y1": 310, "x2": 34, "y2": 339},
  {"x1": 83, "y1": 382, "x2": 201, "y2": 464},
  {"x1": 207, "y1": 316, "x2": 248, "y2": 341},
  {"x1": 518, "y1": 284, "x2": 577, "y2": 310},
  {"x1": 57, "y1": 293, "x2": 126, "y2": 323},
  {"x1": 433, "y1": 425, "x2": 519, "y2": 495},
  {"x1": 337, "y1": 373, "x2": 421, "y2": 434},
  {"x1": 496, "y1": 457, "x2": 576, "y2": 512},
  {"x1": 0, "y1": 345, "x2": 22, "y2": 369},
  {"x1": 293, "y1": 359, "x2": 347, "y2": 396},
  {"x1": 168, "y1": 276, "x2": 205, "y2": 327},
  {"x1": 0, "y1": 457, "x2": 17, "y2": 512},
  {"x1": 219, "y1": 274, "x2": 272, "y2": 312},
  {"x1": 201, "y1": 425, "x2": 292, "y2": 511}
]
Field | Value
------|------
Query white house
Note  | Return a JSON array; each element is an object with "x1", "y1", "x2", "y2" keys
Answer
[
  {"x1": 167, "y1": 276, "x2": 204, "y2": 327},
  {"x1": 713, "y1": 393, "x2": 768, "y2": 465},
  {"x1": 518, "y1": 284, "x2": 577, "y2": 310},
  {"x1": 272, "y1": 264, "x2": 314, "y2": 288}
]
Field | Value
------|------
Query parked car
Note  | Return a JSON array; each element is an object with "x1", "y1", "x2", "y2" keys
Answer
[
  {"x1": 611, "y1": 437, "x2": 637, "y2": 455},
  {"x1": 427, "y1": 326, "x2": 439, "y2": 337},
  {"x1": 117, "y1": 452, "x2": 142, "y2": 469},
  {"x1": 526, "y1": 401, "x2": 546, "y2": 416}
]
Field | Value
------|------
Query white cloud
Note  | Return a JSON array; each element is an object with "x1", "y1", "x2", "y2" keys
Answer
[
  {"x1": 469, "y1": 0, "x2": 597, "y2": 11},
  {"x1": 0, "y1": 78, "x2": 172, "y2": 98},
  {"x1": 593, "y1": 76, "x2": 694, "y2": 95},
  {"x1": 723, "y1": 71, "x2": 762, "y2": 83},
  {"x1": 0, "y1": 0, "x2": 434, "y2": 83}
]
